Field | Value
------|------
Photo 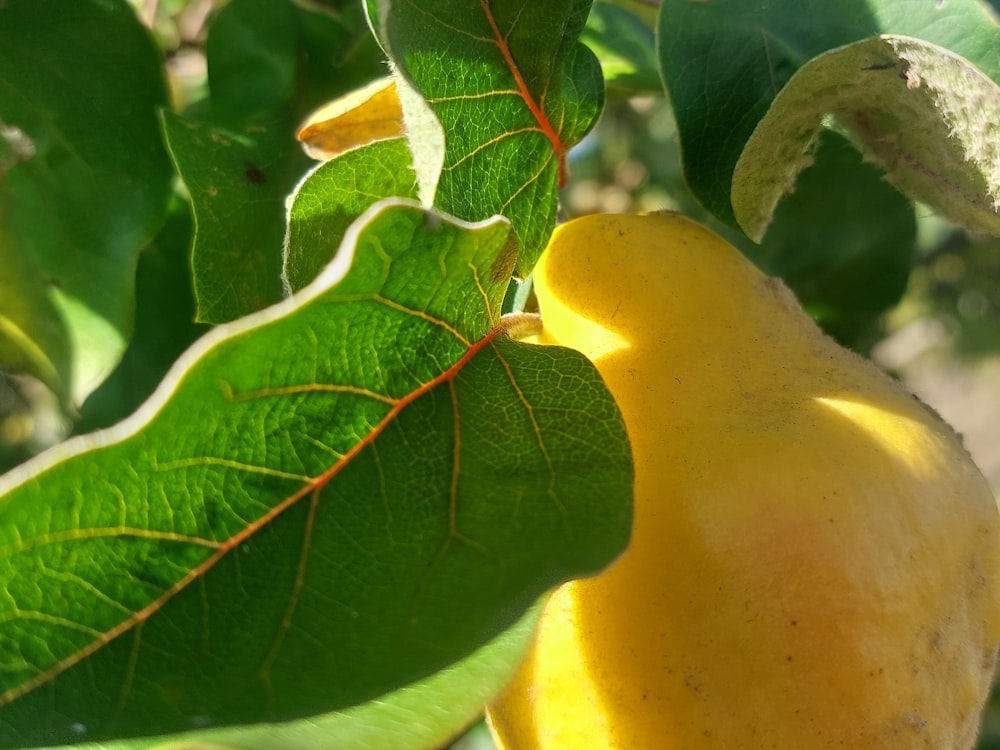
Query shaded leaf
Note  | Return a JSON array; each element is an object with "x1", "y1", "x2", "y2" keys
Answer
[
  {"x1": 0, "y1": 0, "x2": 173, "y2": 404},
  {"x1": 0, "y1": 200, "x2": 632, "y2": 747},
  {"x1": 582, "y1": 2, "x2": 661, "y2": 96},
  {"x1": 76, "y1": 194, "x2": 210, "y2": 434},
  {"x1": 371, "y1": 0, "x2": 605, "y2": 274},
  {"x1": 37, "y1": 603, "x2": 540, "y2": 750},
  {"x1": 658, "y1": 0, "x2": 1000, "y2": 226},
  {"x1": 291, "y1": 0, "x2": 388, "y2": 114},
  {"x1": 161, "y1": 111, "x2": 307, "y2": 322},
  {"x1": 283, "y1": 138, "x2": 418, "y2": 293},
  {"x1": 205, "y1": 0, "x2": 385, "y2": 122},
  {"x1": 204, "y1": 0, "x2": 299, "y2": 125},
  {"x1": 179, "y1": 0, "x2": 386, "y2": 323},
  {"x1": 733, "y1": 36, "x2": 1000, "y2": 241},
  {"x1": 738, "y1": 130, "x2": 916, "y2": 350}
]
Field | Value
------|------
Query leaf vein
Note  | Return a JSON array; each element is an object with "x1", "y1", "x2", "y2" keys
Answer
[
  {"x1": 493, "y1": 342, "x2": 568, "y2": 527},
  {"x1": 443, "y1": 127, "x2": 546, "y2": 173},
  {"x1": 0, "y1": 527, "x2": 221, "y2": 557},
  {"x1": 154, "y1": 456, "x2": 312, "y2": 483}
]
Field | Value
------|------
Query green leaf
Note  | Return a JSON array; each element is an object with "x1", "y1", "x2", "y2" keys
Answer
[
  {"x1": 733, "y1": 36, "x2": 1000, "y2": 241},
  {"x1": 283, "y1": 138, "x2": 418, "y2": 293},
  {"x1": 0, "y1": 200, "x2": 632, "y2": 747},
  {"x1": 161, "y1": 111, "x2": 308, "y2": 323},
  {"x1": 177, "y1": 0, "x2": 386, "y2": 323},
  {"x1": 76, "y1": 194, "x2": 210, "y2": 434},
  {"x1": 371, "y1": 0, "x2": 605, "y2": 274},
  {"x1": 737, "y1": 130, "x2": 916, "y2": 350},
  {"x1": 582, "y1": 2, "x2": 661, "y2": 96},
  {"x1": 292, "y1": 2, "x2": 389, "y2": 116},
  {"x1": 204, "y1": 0, "x2": 299, "y2": 125},
  {"x1": 658, "y1": 0, "x2": 1000, "y2": 226},
  {"x1": 35, "y1": 603, "x2": 540, "y2": 750},
  {"x1": 205, "y1": 0, "x2": 386, "y2": 125},
  {"x1": 0, "y1": 0, "x2": 173, "y2": 404}
]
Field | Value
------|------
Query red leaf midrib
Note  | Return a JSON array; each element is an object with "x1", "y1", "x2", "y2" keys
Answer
[{"x1": 480, "y1": 0, "x2": 569, "y2": 187}]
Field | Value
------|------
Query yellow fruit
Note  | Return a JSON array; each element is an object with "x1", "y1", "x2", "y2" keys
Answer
[{"x1": 487, "y1": 212, "x2": 1000, "y2": 749}]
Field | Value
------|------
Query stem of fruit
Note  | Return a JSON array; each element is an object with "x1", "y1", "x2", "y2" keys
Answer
[{"x1": 499, "y1": 312, "x2": 543, "y2": 340}]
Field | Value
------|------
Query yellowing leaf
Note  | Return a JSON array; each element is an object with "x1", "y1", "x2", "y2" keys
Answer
[{"x1": 297, "y1": 77, "x2": 405, "y2": 160}]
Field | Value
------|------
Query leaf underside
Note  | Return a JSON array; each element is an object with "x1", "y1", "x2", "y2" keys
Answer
[
  {"x1": 732, "y1": 35, "x2": 1000, "y2": 241},
  {"x1": 658, "y1": 0, "x2": 1000, "y2": 227}
]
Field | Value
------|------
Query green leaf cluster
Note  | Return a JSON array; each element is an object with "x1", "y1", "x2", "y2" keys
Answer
[
  {"x1": 1, "y1": 1, "x2": 628, "y2": 747},
  {"x1": 2, "y1": 0, "x2": 1000, "y2": 747}
]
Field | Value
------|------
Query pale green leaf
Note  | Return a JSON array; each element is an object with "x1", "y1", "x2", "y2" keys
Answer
[{"x1": 733, "y1": 35, "x2": 1000, "y2": 241}]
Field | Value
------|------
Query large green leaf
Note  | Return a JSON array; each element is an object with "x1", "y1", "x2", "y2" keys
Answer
[
  {"x1": 733, "y1": 36, "x2": 1000, "y2": 241},
  {"x1": 0, "y1": 0, "x2": 172, "y2": 404},
  {"x1": 161, "y1": 110, "x2": 308, "y2": 323},
  {"x1": 369, "y1": 0, "x2": 605, "y2": 274},
  {"x1": 33, "y1": 603, "x2": 541, "y2": 750},
  {"x1": 0, "y1": 200, "x2": 632, "y2": 747},
  {"x1": 658, "y1": 0, "x2": 1000, "y2": 226}
]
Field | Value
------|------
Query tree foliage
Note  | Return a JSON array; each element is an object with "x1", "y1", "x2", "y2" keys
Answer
[{"x1": 1, "y1": 0, "x2": 998, "y2": 747}]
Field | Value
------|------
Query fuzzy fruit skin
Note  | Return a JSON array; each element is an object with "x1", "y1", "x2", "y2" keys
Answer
[{"x1": 487, "y1": 212, "x2": 1000, "y2": 749}]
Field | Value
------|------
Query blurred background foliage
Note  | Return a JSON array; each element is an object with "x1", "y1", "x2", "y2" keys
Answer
[{"x1": 1, "y1": 1, "x2": 999, "y2": 747}]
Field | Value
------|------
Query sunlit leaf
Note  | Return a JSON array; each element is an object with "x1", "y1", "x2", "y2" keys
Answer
[
  {"x1": 0, "y1": 200, "x2": 632, "y2": 748},
  {"x1": 297, "y1": 78, "x2": 406, "y2": 161},
  {"x1": 283, "y1": 138, "x2": 418, "y2": 293},
  {"x1": 370, "y1": 0, "x2": 605, "y2": 274}
]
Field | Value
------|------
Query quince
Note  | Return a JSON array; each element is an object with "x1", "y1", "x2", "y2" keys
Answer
[{"x1": 488, "y1": 212, "x2": 1000, "y2": 749}]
